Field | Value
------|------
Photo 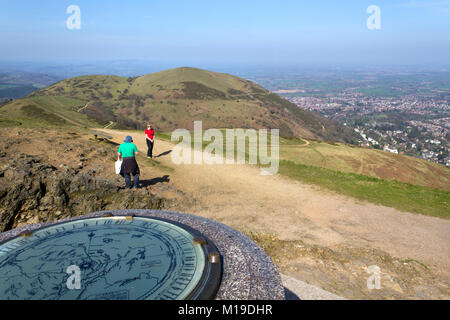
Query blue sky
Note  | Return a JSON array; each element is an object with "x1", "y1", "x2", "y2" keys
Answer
[{"x1": 0, "y1": 0, "x2": 449, "y2": 67}]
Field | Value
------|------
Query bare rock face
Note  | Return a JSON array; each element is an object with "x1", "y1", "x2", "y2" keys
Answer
[{"x1": 0, "y1": 153, "x2": 165, "y2": 232}]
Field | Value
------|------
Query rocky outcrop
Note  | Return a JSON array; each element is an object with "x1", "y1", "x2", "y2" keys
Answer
[{"x1": 0, "y1": 153, "x2": 166, "y2": 232}]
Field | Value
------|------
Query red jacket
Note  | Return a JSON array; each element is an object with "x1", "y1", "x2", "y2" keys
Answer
[{"x1": 145, "y1": 129, "x2": 154, "y2": 140}]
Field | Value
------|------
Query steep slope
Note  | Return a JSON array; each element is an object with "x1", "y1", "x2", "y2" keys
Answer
[{"x1": 27, "y1": 67, "x2": 357, "y2": 142}]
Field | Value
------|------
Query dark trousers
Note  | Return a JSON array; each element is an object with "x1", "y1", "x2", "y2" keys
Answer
[
  {"x1": 146, "y1": 139, "x2": 154, "y2": 158},
  {"x1": 124, "y1": 173, "x2": 139, "y2": 189}
]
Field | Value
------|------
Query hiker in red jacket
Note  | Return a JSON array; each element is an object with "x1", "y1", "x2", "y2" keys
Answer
[{"x1": 145, "y1": 123, "x2": 155, "y2": 158}]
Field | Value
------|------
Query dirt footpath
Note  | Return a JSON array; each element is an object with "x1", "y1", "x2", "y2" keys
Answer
[{"x1": 103, "y1": 129, "x2": 450, "y2": 299}]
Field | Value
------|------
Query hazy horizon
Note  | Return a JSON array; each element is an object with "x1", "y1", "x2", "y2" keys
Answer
[
  {"x1": 1, "y1": 59, "x2": 449, "y2": 80},
  {"x1": 1, "y1": 0, "x2": 450, "y2": 70}
]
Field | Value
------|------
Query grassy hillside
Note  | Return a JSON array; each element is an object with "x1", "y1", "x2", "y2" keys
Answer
[
  {"x1": 279, "y1": 139, "x2": 450, "y2": 190},
  {"x1": 278, "y1": 139, "x2": 449, "y2": 217},
  {"x1": 26, "y1": 67, "x2": 358, "y2": 142},
  {"x1": 0, "y1": 96, "x2": 99, "y2": 128},
  {"x1": 279, "y1": 160, "x2": 449, "y2": 218}
]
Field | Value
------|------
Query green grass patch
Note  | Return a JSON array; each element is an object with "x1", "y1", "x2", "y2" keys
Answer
[
  {"x1": 20, "y1": 105, "x2": 68, "y2": 125},
  {"x1": 0, "y1": 104, "x2": 75, "y2": 128},
  {"x1": 279, "y1": 160, "x2": 450, "y2": 219},
  {"x1": 155, "y1": 131, "x2": 172, "y2": 141},
  {"x1": 30, "y1": 96, "x2": 99, "y2": 127},
  {"x1": 0, "y1": 118, "x2": 23, "y2": 127}
]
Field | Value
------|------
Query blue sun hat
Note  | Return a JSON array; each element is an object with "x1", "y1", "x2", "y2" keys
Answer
[{"x1": 124, "y1": 136, "x2": 133, "y2": 143}]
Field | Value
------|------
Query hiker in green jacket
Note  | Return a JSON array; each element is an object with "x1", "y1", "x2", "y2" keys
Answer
[{"x1": 118, "y1": 135, "x2": 140, "y2": 189}]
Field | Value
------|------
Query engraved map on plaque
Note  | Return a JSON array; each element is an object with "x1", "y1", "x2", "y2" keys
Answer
[{"x1": 0, "y1": 216, "x2": 221, "y2": 300}]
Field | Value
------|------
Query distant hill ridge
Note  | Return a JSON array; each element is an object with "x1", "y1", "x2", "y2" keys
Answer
[{"x1": 21, "y1": 67, "x2": 356, "y2": 142}]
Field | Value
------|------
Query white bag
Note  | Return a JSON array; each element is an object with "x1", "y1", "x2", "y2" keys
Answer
[{"x1": 115, "y1": 159, "x2": 122, "y2": 174}]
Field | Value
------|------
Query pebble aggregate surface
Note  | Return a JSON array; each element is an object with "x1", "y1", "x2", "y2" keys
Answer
[{"x1": 0, "y1": 209, "x2": 285, "y2": 300}]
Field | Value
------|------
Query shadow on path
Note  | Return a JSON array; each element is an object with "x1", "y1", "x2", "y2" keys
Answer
[
  {"x1": 284, "y1": 287, "x2": 301, "y2": 300},
  {"x1": 155, "y1": 150, "x2": 172, "y2": 158},
  {"x1": 140, "y1": 175, "x2": 170, "y2": 187}
]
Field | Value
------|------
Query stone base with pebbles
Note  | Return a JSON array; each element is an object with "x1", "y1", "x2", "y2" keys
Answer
[{"x1": 0, "y1": 209, "x2": 285, "y2": 300}]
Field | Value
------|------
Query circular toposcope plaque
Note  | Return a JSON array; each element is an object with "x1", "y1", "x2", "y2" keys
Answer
[{"x1": 0, "y1": 214, "x2": 222, "y2": 300}]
